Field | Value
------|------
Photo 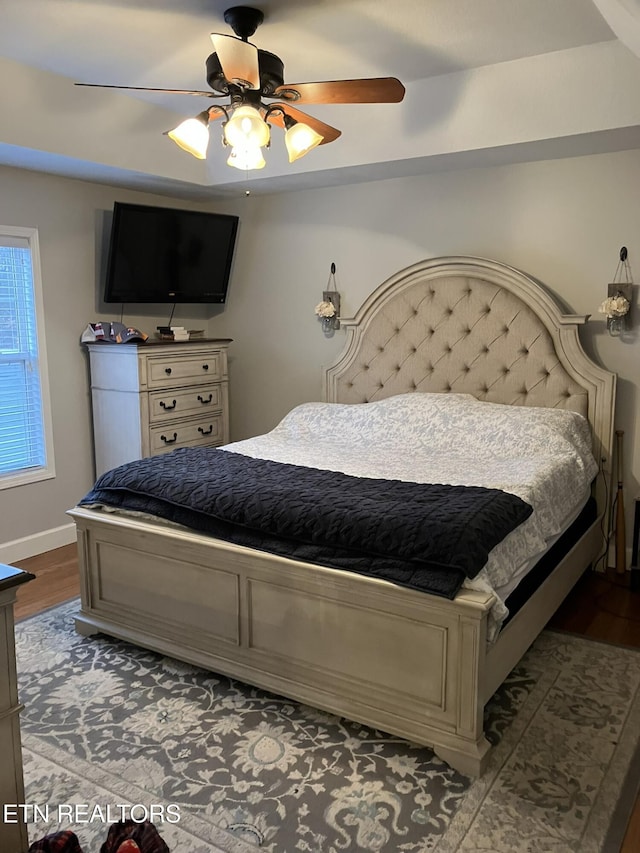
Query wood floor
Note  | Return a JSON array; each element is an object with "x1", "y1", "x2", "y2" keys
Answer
[
  {"x1": 10, "y1": 546, "x2": 640, "y2": 851},
  {"x1": 12, "y1": 543, "x2": 79, "y2": 621}
]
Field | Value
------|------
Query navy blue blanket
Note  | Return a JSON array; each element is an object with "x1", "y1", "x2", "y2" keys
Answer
[{"x1": 79, "y1": 447, "x2": 533, "y2": 600}]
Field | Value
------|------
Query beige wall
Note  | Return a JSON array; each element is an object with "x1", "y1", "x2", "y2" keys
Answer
[{"x1": 1, "y1": 149, "x2": 639, "y2": 559}]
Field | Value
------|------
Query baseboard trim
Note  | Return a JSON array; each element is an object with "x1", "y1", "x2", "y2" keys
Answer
[{"x1": 0, "y1": 524, "x2": 77, "y2": 564}]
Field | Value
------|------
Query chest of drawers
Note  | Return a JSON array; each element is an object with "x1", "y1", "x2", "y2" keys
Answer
[{"x1": 86, "y1": 339, "x2": 231, "y2": 477}]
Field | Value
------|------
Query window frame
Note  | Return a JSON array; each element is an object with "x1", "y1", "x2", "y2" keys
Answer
[{"x1": 0, "y1": 225, "x2": 55, "y2": 490}]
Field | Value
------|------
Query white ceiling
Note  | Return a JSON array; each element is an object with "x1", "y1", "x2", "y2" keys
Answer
[
  {"x1": 0, "y1": 1, "x2": 615, "y2": 94},
  {"x1": 2, "y1": 0, "x2": 640, "y2": 198}
]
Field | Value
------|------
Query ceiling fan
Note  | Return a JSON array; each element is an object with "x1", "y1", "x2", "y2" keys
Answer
[{"x1": 75, "y1": 5, "x2": 406, "y2": 170}]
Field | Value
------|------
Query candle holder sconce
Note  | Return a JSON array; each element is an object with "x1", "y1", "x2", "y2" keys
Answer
[
  {"x1": 599, "y1": 247, "x2": 633, "y2": 337},
  {"x1": 314, "y1": 262, "x2": 341, "y2": 334}
]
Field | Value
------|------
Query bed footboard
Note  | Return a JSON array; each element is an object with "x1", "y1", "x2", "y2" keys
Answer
[{"x1": 70, "y1": 506, "x2": 495, "y2": 776}]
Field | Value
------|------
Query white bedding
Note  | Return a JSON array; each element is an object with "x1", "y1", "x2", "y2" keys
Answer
[{"x1": 224, "y1": 392, "x2": 598, "y2": 639}]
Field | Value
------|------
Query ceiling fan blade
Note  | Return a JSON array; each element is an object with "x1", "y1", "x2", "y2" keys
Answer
[
  {"x1": 210, "y1": 33, "x2": 260, "y2": 89},
  {"x1": 74, "y1": 83, "x2": 224, "y2": 98},
  {"x1": 273, "y1": 77, "x2": 405, "y2": 105},
  {"x1": 267, "y1": 104, "x2": 341, "y2": 145}
]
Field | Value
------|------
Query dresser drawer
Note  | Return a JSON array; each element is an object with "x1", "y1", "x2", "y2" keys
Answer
[
  {"x1": 148, "y1": 384, "x2": 223, "y2": 424},
  {"x1": 149, "y1": 413, "x2": 225, "y2": 454},
  {"x1": 145, "y1": 351, "x2": 223, "y2": 389}
]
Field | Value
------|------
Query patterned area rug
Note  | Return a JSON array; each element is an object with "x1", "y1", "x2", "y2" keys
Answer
[{"x1": 14, "y1": 600, "x2": 640, "y2": 853}]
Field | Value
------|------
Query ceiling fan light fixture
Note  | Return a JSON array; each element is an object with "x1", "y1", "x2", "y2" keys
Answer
[
  {"x1": 227, "y1": 145, "x2": 266, "y2": 171},
  {"x1": 284, "y1": 120, "x2": 323, "y2": 162},
  {"x1": 223, "y1": 105, "x2": 270, "y2": 149},
  {"x1": 81, "y1": 8, "x2": 405, "y2": 177},
  {"x1": 167, "y1": 111, "x2": 210, "y2": 160}
]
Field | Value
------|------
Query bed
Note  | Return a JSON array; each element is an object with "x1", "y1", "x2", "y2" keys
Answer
[{"x1": 68, "y1": 256, "x2": 616, "y2": 776}]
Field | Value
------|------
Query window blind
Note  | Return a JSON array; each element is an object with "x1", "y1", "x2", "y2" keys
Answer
[{"x1": 0, "y1": 235, "x2": 47, "y2": 476}]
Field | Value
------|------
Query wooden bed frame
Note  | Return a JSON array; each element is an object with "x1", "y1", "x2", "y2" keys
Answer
[{"x1": 68, "y1": 257, "x2": 616, "y2": 776}]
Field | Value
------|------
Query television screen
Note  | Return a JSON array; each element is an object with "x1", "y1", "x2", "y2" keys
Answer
[{"x1": 104, "y1": 202, "x2": 239, "y2": 304}]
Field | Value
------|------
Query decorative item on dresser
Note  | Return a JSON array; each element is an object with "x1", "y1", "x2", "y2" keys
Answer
[
  {"x1": 85, "y1": 339, "x2": 231, "y2": 477},
  {"x1": 69, "y1": 257, "x2": 615, "y2": 777},
  {"x1": 0, "y1": 564, "x2": 34, "y2": 853}
]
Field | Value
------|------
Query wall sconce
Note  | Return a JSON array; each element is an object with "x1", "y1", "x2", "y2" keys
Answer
[
  {"x1": 598, "y1": 246, "x2": 633, "y2": 337},
  {"x1": 314, "y1": 262, "x2": 341, "y2": 334}
]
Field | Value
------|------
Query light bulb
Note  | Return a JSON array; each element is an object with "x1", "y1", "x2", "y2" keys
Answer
[
  {"x1": 167, "y1": 115, "x2": 210, "y2": 159},
  {"x1": 284, "y1": 121, "x2": 323, "y2": 162},
  {"x1": 224, "y1": 106, "x2": 270, "y2": 148},
  {"x1": 227, "y1": 146, "x2": 266, "y2": 170}
]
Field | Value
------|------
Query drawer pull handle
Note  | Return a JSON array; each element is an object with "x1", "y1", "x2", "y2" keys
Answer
[
  {"x1": 198, "y1": 425, "x2": 214, "y2": 436},
  {"x1": 202, "y1": 363, "x2": 209, "y2": 371},
  {"x1": 161, "y1": 432, "x2": 178, "y2": 444},
  {"x1": 164, "y1": 367, "x2": 172, "y2": 375},
  {"x1": 197, "y1": 394, "x2": 213, "y2": 404},
  {"x1": 159, "y1": 399, "x2": 177, "y2": 410}
]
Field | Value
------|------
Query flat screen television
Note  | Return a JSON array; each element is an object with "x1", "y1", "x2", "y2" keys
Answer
[{"x1": 104, "y1": 202, "x2": 239, "y2": 303}]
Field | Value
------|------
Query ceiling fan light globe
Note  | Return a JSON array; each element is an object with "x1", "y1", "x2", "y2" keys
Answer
[
  {"x1": 167, "y1": 117, "x2": 210, "y2": 159},
  {"x1": 224, "y1": 106, "x2": 270, "y2": 148},
  {"x1": 227, "y1": 145, "x2": 266, "y2": 171},
  {"x1": 284, "y1": 122, "x2": 323, "y2": 162}
]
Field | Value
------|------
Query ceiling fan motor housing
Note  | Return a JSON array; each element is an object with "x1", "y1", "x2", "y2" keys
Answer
[
  {"x1": 223, "y1": 6, "x2": 264, "y2": 40},
  {"x1": 206, "y1": 49, "x2": 284, "y2": 95}
]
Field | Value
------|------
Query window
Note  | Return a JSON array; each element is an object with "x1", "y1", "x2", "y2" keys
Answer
[{"x1": 0, "y1": 226, "x2": 55, "y2": 489}]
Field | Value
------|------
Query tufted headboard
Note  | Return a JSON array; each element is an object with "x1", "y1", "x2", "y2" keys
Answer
[{"x1": 324, "y1": 256, "x2": 616, "y2": 473}]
